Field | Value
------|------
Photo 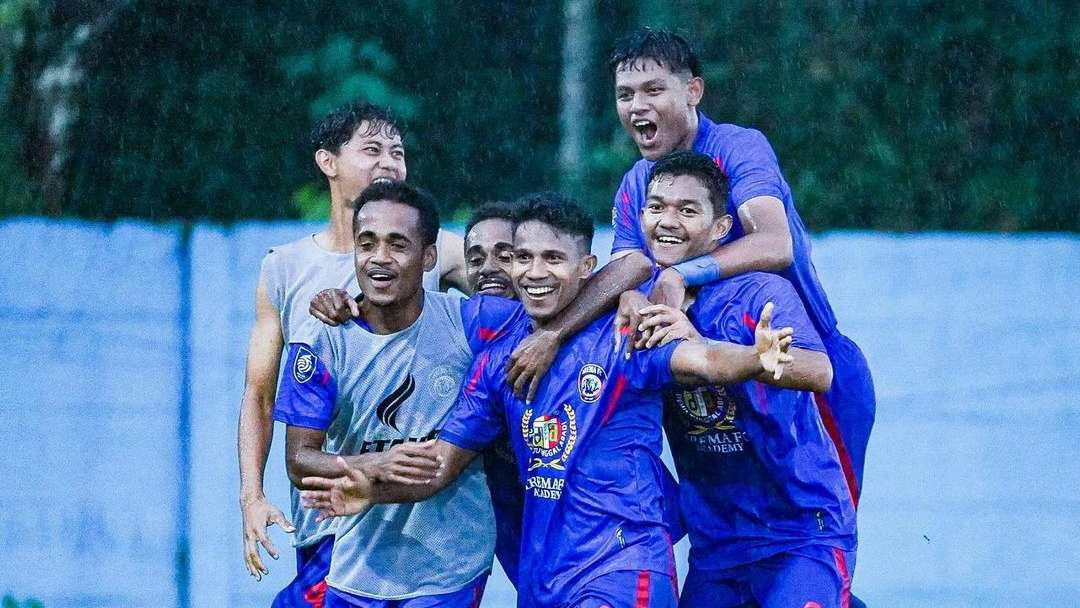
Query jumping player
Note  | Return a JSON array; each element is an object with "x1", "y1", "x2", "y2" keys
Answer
[
  {"x1": 236, "y1": 102, "x2": 466, "y2": 606},
  {"x1": 627, "y1": 150, "x2": 857, "y2": 607},
  {"x1": 298, "y1": 193, "x2": 796, "y2": 608},
  {"x1": 273, "y1": 180, "x2": 524, "y2": 607}
]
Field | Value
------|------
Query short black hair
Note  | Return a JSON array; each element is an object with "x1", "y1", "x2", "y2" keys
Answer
[
  {"x1": 353, "y1": 180, "x2": 439, "y2": 247},
  {"x1": 465, "y1": 200, "x2": 517, "y2": 239},
  {"x1": 648, "y1": 150, "x2": 730, "y2": 216},
  {"x1": 309, "y1": 101, "x2": 403, "y2": 157},
  {"x1": 511, "y1": 192, "x2": 594, "y2": 253},
  {"x1": 609, "y1": 28, "x2": 701, "y2": 77}
]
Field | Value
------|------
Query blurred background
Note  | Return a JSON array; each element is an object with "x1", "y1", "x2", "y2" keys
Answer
[{"x1": 1, "y1": 1, "x2": 1078, "y2": 607}]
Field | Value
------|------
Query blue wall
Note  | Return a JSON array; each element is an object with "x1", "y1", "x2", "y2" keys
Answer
[{"x1": 1, "y1": 217, "x2": 1077, "y2": 607}]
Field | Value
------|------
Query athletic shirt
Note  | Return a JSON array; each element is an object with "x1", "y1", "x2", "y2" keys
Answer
[
  {"x1": 649, "y1": 270, "x2": 857, "y2": 571},
  {"x1": 441, "y1": 309, "x2": 681, "y2": 608},
  {"x1": 273, "y1": 292, "x2": 523, "y2": 599},
  {"x1": 258, "y1": 232, "x2": 444, "y2": 547},
  {"x1": 612, "y1": 113, "x2": 839, "y2": 338}
]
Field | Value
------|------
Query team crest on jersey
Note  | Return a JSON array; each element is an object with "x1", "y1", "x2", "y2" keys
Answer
[
  {"x1": 521, "y1": 403, "x2": 578, "y2": 471},
  {"x1": 428, "y1": 365, "x2": 459, "y2": 399},
  {"x1": 667, "y1": 385, "x2": 738, "y2": 435},
  {"x1": 577, "y1": 364, "x2": 606, "y2": 403},
  {"x1": 292, "y1": 346, "x2": 317, "y2": 384}
]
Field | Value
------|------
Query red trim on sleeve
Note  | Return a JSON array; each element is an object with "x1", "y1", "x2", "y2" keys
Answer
[
  {"x1": 741, "y1": 311, "x2": 758, "y2": 332},
  {"x1": 477, "y1": 327, "x2": 501, "y2": 342},
  {"x1": 600, "y1": 375, "x2": 629, "y2": 426},
  {"x1": 815, "y1": 392, "x2": 860, "y2": 509},
  {"x1": 465, "y1": 353, "x2": 490, "y2": 396}
]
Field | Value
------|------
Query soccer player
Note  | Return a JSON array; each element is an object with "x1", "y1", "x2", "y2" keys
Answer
[
  {"x1": 298, "y1": 193, "x2": 796, "y2": 608},
  {"x1": 625, "y1": 150, "x2": 857, "y2": 607},
  {"x1": 274, "y1": 180, "x2": 524, "y2": 607},
  {"x1": 610, "y1": 28, "x2": 875, "y2": 505},
  {"x1": 508, "y1": 28, "x2": 875, "y2": 510},
  {"x1": 236, "y1": 102, "x2": 467, "y2": 605}
]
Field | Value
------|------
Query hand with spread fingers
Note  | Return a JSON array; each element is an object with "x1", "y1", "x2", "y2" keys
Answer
[
  {"x1": 301, "y1": 456, "x2": 376, "y2": 522},
  {"x1": 309, "y1": 288, "x2": 360, "y2": 326},
  {"x1": 754, "y1": 301, "x2": 795, "y2": 380},
  {"x1": 636, "y1": 304, "x2": 703, "y2": 349},
  {"x1": 240, "y1": 494, "x2": 295, "y2": 580},
  {"x1": 613, "y1": 289, "x2": 651, "y2": 359}
]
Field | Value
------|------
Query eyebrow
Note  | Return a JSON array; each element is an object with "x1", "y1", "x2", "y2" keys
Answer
[{"x1": 358, "y1": 230, "x2": 413, "y2": 243}]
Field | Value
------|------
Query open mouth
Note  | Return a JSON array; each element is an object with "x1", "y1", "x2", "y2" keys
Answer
[
  {"x1": 654, "y1": 234, "x2": 686, "y2": 246},
  {"x1": 367, "y1": 268, "x2": 396, "y2": 288},
  {"x1": 521, "y1": 285, "x2": 556, "y2": 299},
  {"x1": 633, "y1": 118, "x2": 658, "y2": 145},
  {"x1": 477, "y1": 277, "x2": 511, "y2": 295}
]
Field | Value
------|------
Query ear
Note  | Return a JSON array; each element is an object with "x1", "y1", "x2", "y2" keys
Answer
[
  {"x1": 315, "y1": 149, "x2": 337, "y2": 179},
  {"x1": 578, "y1": 254, "x2": 598, "y2": 279},
  {"x1": 422, "y1": 243, "x2": 438, "y2": 273},
  {"x1": 686, "y1": 76, "x2": 705, "y2": 108},
  {"x1": 711, "y1": 214, "x2": 734, "y2": 243}
]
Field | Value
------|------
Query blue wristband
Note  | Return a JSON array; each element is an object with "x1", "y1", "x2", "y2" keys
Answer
[{"x1": 671, "y1": 257, "x2": 723, "y2": 287}]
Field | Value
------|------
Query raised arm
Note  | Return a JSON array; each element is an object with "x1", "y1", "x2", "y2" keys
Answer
[
  {"x1": 507, "y1": 249, "x2": 653, "y2": 401},
  {"x1": 298, "y1": 440, "x2": 479, "y2": 519},
  {"x1": 237, "y1": 279, "x2": 294, "y2": 580}
]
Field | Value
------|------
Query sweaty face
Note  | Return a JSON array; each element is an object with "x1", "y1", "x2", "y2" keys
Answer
[
  {"x1": 511, "y1": 221, "x2": 595, "y2": 322},
  {"x1": 643, "y1": 173, "x2": 729, "y2": 267},
  {"x1": 353, "y1": 199, "x2": 434, "y2": 307},
  {"x1": 333, "y1": 121, "x2": 406, "y2": 204},
  {"x1": 464, "y1": 218, "x2": 515, "y2": 298},
  {"x1": 614, "y1": 60, "x2": 700, "y2": 161}
]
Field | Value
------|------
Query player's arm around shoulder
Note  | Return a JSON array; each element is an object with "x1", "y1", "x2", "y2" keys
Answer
[
  {"x1": 238, "y1": 274, "x2": 294, "y2": 580},
  {"x1": 743, "y1": 278, "x2": 832, "y2": 392}
]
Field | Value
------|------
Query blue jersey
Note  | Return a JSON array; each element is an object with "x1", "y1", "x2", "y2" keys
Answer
[
  {"x1": 441, "y1": 309, "x2": 681, "y2": 608},
  {"x1": 655, "y1": 271, "x2": 857, "y2": 572},
  {"x1": 613, "y1": 113, "x2": 839, "y2": 338}
]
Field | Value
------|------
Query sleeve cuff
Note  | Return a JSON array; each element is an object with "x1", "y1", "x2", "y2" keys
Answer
[
  {"x1": 734, "y1": 186, "x2": 785, "y2": 208},
  {"x1": 439, "y1": 429, "x2": 490, "y2": 452},
  {"x1": 273, "y1": 410, "x2": 331, "y2": 431}
]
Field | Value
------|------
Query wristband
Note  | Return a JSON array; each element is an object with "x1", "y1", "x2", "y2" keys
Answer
[{"x1": 671, "y1": 257, "x2": 723, "y2": 287}]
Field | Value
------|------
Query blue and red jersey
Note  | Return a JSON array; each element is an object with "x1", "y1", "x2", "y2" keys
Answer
[
  {"x1": 612, "y1": 112, "x2": 839, "y2": 338},
  {"x1": 441, "y1": 308, "x2": 681, "y2": 608},
  {"x1": 650, "y1": 271, "x2": 857, "y2": 572}
]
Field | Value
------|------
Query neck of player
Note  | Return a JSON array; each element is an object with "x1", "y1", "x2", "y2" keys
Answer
[
  {"x1": 314, "y1": 189, "x2": 358, "y2": 254},
  {"x1": 360, "y1": 289, "x2": 425, "y2": 335}
]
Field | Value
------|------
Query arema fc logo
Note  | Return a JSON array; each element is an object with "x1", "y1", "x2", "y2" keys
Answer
[
  {"x1": 293, "y1": 346, "x2": 317, "y2": 384},
  {"x1": 578, "y1": 364, "x2": 606, "y2": 403}
]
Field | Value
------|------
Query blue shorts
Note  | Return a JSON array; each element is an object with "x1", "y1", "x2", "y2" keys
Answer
[
  {"x1": 568, "y1": 569, "x2": 678, "y2": 608},
  {"x1": 681, "y1": 545, "x2": 853, "y2": 608},
  {"x1": 818, "y1": 332, "x2": 876, "y2": 505},
  {"x1": 272, "y1": 535, "x2": 333, "y2": 608},
  {"x1": 324, "y1": 573, "x2": 487, "y2": 608}
]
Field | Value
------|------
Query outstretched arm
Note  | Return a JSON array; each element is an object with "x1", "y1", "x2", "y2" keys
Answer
[
  {"x1": 650, "y1": 196, "x2": 793, "y2": 308},
  {"x1": 508, "y1": 250, "x2": 653, "y2": 401},
  {"x1": 637, "y1": 303, "x2": 831, "y2": 392},
  {"x1": 237, "y1": 279, "x2": 294, "y2": 580},
  {"x1": 285, "y1": 427, "x2": 444, "y2": 489},
  {"x1": 668, "y1": 302, "x2": 794, "y2": 385},
  {"x1": 299, "y1": 440, "x2": 479, "y2": 519}
]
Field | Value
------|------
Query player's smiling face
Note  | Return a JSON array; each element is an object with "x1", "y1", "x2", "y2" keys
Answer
[
  {"x1": 614, "y1": 60, "x2": 703, "y2": 161},
  {"x1": 353, "y1": 199, "x2": 435, "y2": 307},
  {"x1": 334, "y1": 121, "x2": 407, "y2": 204},
  {"x1": 465, "y1": 218, "x2": 515, "y2": 298},
  {"x1": 511, "y1": 221, "x2": 596, "y2": 323},
  {"x1": 643, "y1": 173, "x2": 732, "y2": 267}
]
